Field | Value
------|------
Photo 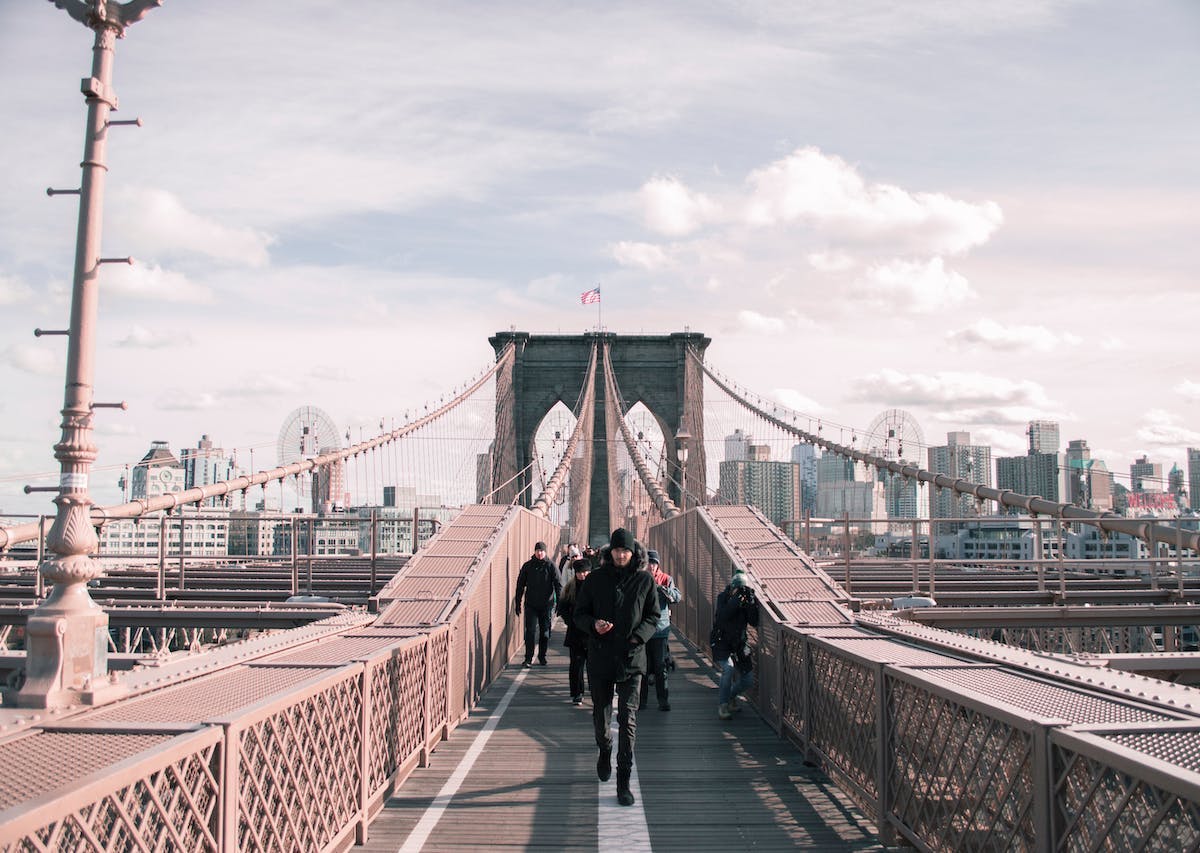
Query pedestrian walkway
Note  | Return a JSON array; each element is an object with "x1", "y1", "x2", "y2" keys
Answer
[{"x1": 359, "y1": 631, "x2": 884, "y2": 851}]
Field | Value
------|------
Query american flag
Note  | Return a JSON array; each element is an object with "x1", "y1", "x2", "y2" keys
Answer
[{"x1": 580, "y1": 286, "x2": 601, "y2": 305}]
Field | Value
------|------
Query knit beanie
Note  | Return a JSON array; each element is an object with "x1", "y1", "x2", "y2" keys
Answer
[
  {"x1": 647, "y1": 549, "x2": 660, "y2": 564},
  {"x1": 609, "y1": 528, "x2": 636, "y2": 551},
  {"x1": 534, "y1": 541, "x2": 547, "y2": 552}
]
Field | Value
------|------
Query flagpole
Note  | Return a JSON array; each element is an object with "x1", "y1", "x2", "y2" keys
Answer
[{"x1": 598, "y1": 286, "x2": 602, "y2": 331}]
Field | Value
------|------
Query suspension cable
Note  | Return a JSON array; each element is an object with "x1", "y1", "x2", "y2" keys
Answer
[{"x1": 531, "y1": 341, "x2": 598, "y2": 517}]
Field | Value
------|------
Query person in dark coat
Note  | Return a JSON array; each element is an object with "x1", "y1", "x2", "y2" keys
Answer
[
  {"x1": 574, "y1": 528, "x2": 660, "y2": 807},
  {"x1": 710, "y1": 568, "x2": 759, "y2": 719},
  {"x1": 556, "y1": 557, "x2": 592, "y2": 704},
  {"x1": 514, "y1": 541, "x2": 562, "y2": 667}
]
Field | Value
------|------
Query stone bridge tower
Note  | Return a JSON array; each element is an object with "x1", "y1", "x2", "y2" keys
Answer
[{"x1": 489, "y1": 330, "x2": 710, "y2": 545}]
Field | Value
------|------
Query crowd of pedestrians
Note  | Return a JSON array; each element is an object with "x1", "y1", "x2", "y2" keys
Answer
[{"x1": 512, "y1": 527, "x2": 759, "y2": 807}]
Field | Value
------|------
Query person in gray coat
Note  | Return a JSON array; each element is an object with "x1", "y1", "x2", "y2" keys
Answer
[{"x1": 574, "y1": 527, "x2": 659, "y2": 807}]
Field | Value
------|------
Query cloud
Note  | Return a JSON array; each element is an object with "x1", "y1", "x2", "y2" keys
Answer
[
  {"x1": 156, "y1": 390, "x2": 218, "y2": 411},
  {"x1": 744, "y1": 147, "x2": 1002, "y2": 254},
  {"x1": 612, "y1": 241, "x2": 675, "y2": 270},
  {"x1": 0, "y1": 274, "x2": 33, "y2": 305},
  {"x1": 222, "y1": 374, "x2": 301, "y2": 398},
  {"x1": 774, "y1": 388, "x2": 827, "y2": 415},
  {"x1": 1136, "y1": 409, "x2": 1200, "y2": 449},
  {"x1": 310, "y1": 365, "x2": 351, "y2": 382},
  {"x1": 3, "y1": 344, "x2": 59, "y2": 376},
  {"x1": 736, "y1": 310, "x2": 785, "y2": 335},
  {"x1": 1175, "y1": 380, "x2": 1200, "y2": 401},
  {"x1": 807, "y1": 250, "x2": 856, "y2": 273},
  {"x1": 947, "y1": 318, "x2": 1082, "y2": 353},
  {"x1": 110, "y1": 187, "x2": 273, "y2": 267},
  {"x1": 102, "y1": 263, "x2": 214, "y2": 304},
  {"x1": 638, "y1": 176, "x2": 720, "y2": 237},
  {"x1": 850, "y1": 368, "x2": 1056, "y2": 412},
  {"x1": 116, "y1": 325, "x2": 193, "y2": 349},
  {"x1": 853, "y1": 257, "x2": 972, "y2": 313}
]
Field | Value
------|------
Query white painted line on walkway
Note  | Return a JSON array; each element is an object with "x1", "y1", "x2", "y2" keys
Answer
[
  {"x1": 597, "y1": 713, "x2": 652, "y2": 851},
  {"x1": 398, "y1": 667, "x2": 529, "y2": 853}
]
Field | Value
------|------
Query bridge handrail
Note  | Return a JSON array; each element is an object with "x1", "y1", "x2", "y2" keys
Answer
[
  {"x1": 650, "y1": 505, "x2": 1200, "y2": 850},
  {"x1": 694, "y1": 350, "x2": 1200, "y2": 554}
]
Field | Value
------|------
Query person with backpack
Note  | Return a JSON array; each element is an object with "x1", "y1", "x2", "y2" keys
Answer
[
  {"x1": 638, "y1": 549, "x2": 681, "y2": 711},
  {"x1": 709, "y1": 568, "x2": 759, "y2": 720}
]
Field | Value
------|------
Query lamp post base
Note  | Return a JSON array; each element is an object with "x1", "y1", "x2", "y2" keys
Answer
[{"x1": 16, "y1": 590, "x2": 113, "y2": 709}]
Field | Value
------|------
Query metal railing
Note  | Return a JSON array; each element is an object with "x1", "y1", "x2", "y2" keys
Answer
[
  {"x1": 651, "y1": 505, "x2": 1200, "y2": 852},
  {"x1": 0, "y1": 505, "x2": 559, "y2": 851}
]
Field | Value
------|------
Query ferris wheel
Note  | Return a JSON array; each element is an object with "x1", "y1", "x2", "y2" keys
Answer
[
  {"x1": 864, "y1": 408, "x2": 926, "y2": 463},
  {"x1": 277, "y1": 405, "x2": 342, "y2": 496}
]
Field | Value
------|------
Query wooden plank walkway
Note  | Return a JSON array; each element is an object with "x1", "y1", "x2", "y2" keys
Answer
[{"x1": 359, "y1": 631, "x2": 884, "y2": 851}]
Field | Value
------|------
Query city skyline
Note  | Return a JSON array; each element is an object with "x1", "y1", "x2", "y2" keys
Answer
[{"x1": 2, "y1": 2, "x2": 1198, "y2": 517}]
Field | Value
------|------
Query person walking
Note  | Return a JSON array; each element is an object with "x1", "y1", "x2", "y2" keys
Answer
[
  {"x1": 514, "y1": 541, "x2": 562, "y2": 667},
  {"x1": 709, "y1": 568, "x2": 759, "y2": 720},
  {"x1": 638, "y1": 549, "x2": 681, "y2": 711},
  {"x1": 556, "y1": 557, "x2": 593, "y2": 705},
  {"x1": 574, "y1": 528, "x2": 660, "y2": 807}
]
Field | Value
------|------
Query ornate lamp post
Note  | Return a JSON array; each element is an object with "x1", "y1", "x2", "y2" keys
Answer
[
  {"x1": 675, "y1": 423, "x2": 692, "y2": 514},
  {"x1": 19, "y1": 0, "x2": 161, "y2": 709}
]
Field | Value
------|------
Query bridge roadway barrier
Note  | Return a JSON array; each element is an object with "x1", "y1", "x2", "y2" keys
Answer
[
  {"x1": 0, "y1": 504, "x2": 558, "y2": 852},
  {"x1": 650, "y1": 504, "x2": 1200, "y2": 851}
]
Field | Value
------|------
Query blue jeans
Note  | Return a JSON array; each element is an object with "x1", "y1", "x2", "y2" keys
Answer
[{"x1": 718, "y1": 657, "x2": 753, "y2": 705}]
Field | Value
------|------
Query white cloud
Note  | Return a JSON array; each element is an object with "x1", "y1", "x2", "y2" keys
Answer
[
  {"x1": 222, "y1": 374, "x2": 301, "y2": 398},
  {"x1": 1136, "y1": 409, "x2": 1200, "y2": 449},
  {"x1": 638, "y1": 176, "x2": 720, "y2": 237},
  {"x1": 116, "y1": 325, "x2": 192, "y2": 349},
  {"x1": 853, "y1": 257, "x2": 972, "y2": 313},
  {"x1": 156, "y1": 390, "x2": 218, "y2": 411},
  {"x1": 110, "y1": 187, "x2": 273, "y2": 267},
  {"x1": 1175, "y1": 380, "x2": 1200, "y2": 401},
  {"x1": 807, "y1": 250, "x2": 856, "y2": 273},
  {"x1": 774, "y1": 388, "x2": 827, "y2": 415},
  {"x1": 737, "y1": 309, "x2": 785, "y2": 335},
  {"x1": 4, "y1": 344, "x2": 59, "y2": 376},
  {"x1": 0, "y1": 274, "x2": 33, "y2": 305},
  {"x1": 947, "y1": 318, "x2": 1082, "y2": 353},
  {"x1": 612, "y1": 241, "x2": 675, "y2": 270},
  {"x1": 102, "y1": 263, "x2": 214, "y2": 304},
  {"x1": 851, "y1": 368, "x2": 1055, "y2": 411},
  {"x1": 311, "y1": 365, "x2": 351, "y2": 382},
  {"x1": 743, "y1": 147, "x2": 1002, "y2": 254}
]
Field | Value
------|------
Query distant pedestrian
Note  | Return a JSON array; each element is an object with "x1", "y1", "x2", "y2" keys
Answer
[
  {"x1": 556, "y1": 557, "x2": 593, "y2": 704},
  {"x1": 709, "y1": 569, "x2": 759, "y2": 720},
  {"x1": 639, "y1": 549, "x2": 681, "y2": 712},
  {"x1": 574, "y1": 527, "x2": 659, "y2": 807},
  {"x1": 514, "y1": 541, "x2": 562, "y2": 667},
  {"x1": 558, "y1": 542, "x2": 581, "y2": 585}
]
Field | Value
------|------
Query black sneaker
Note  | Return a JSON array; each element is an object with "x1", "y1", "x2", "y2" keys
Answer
[
  {"x1": 617, "y1": 788, "x2": 635, "y2": 806},
  {"x1": 659, "y1": 703, "x2": 671, "y2": 711},
  {"x1": 522, "y1": 660, "x2": 532, "y2": 668},
  {"x1": 597, "y1": 747, "x2": 612, "y2": 781},
  {"x1": 537, "y1": 658, "x2": 548, "y2": 666},
  {"x1": 572, "y1": 695, "x2": 583, "y2": 705}
]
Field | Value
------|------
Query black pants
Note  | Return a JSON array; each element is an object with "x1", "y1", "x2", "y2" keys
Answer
[
  {"x1": 568, "y1": 645, "x2": 588, "y2": 697},
  {"x1": 638, "y1": 636, "x2": 669, "y2": 708},
  {"x1": 523, "y1": 605, "x2": 552, "y2": 662},
  {"x1": 590, "y1": 671, "x2": 642, "y2": 779}
]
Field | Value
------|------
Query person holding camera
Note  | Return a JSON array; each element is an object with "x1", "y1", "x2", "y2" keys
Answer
[
  {"x1": 556, "y1": 557, "x2": 593, "y2": 705},
  {"x1": 638, "y1": 549, "x2": 681, "y2": 712},
  {"x1": 574, "y1": 528, "x2": 660, "y2": 807},
  {"x1": 709, "y1": 568, "x2": 759, "y2": 720}
]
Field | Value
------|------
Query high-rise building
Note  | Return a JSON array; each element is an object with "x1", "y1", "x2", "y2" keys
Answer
[
  {"x1": 928, "y1": 431, "x2": 992, "y2": 528},
  {"x1": 1130, "y1": 455, "x2": 1163, "y2": 493},
  {"x1": 790, "y1": 444, "x2": 817, "y2": 516},
  {"x1": 725, "y1": 429, "x2": 751, "y2": 462},
  {"x1": 718, "y1": 448, "x2": 804, "y2": 531},
  {"x1": 1169, "y1": 463, "x2": 1186, "y2": 499},
  {"x1": 996, "y1": 453, "x2": 1062, "y2": 507},
  {"x1": 180, "y1": 434, "x2": 236, "y2": 508},
  {"x1": 1028, "y1": 420, "x2": 1060, "y2": 455},
  {"x1": 1065, "y1": 439, "x2": 1114, "y2": 511},
  {"x1": 1189, "y1": 448, "x2": 1200, "y2": 511},
  {"x1": 131, "y1": 440, "x2": 185, "y2": 500}
]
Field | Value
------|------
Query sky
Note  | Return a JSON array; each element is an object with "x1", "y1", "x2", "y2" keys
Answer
[{"x1": 1, "y1": 0, "x2": 1199, "y2": 517}]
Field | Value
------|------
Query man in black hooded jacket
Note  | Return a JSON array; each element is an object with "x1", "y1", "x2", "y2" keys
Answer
[
  {"x1": 514, "y1": 541, "x2": 562, "y2": 667},
  {"x1": 574, "y1": 527, "x2": 659, "y2": 807}
]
